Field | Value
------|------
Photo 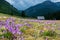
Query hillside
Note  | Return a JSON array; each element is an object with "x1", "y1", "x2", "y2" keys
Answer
[{"x1": 0, "y1": 0, "x2": 21, "y2": 16}]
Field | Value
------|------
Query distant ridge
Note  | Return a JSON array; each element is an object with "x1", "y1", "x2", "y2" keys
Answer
[{"x1": 24, "y1": 0, "x2": 60, "y2": 19}]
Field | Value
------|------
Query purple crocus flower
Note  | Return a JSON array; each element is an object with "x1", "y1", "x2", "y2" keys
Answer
[
  {"x1": 4, "y1": 18, "x2": 22, "y2": 35},
  {"x1": 0, "y1": 21, "x2": 5, "y2": 27},
  {"x1": 25, "y1": 23, "x2": 32, "y2": 28},
  {"x1": 0, "y1": 21, "x2": 2, "y2": 27},
  {"x1": 0, "y1": 17, "x2": 23, "y2": 35},
  {"x1": 20, "y1": 36, "x2": 24, "y2": 40},
  {"x1": 45, "y1": 37, "x2": 48, "y2": 40},
  {"x1": 57, "y1": 27, "x2": 60, "y2": 30},
  {"x1": 15, "y1": 24, "x2": 23, "y2": 28},
  {"x1": 26, "y1": 24, "x2": 31, "y2": 27},
  {"x1": 40, "y1": 30, "x2": 44, "y2": 33}
]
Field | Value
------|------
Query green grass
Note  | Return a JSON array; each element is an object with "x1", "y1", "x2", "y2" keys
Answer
[
  {"x1": 0, "y1": 13, "x2": 60, "y2": 40},
  {"x1": 0, "y1": 13, "x2": 36, "y2": 20}
]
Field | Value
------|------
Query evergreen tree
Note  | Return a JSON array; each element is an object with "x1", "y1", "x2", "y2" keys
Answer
[{"x1": 21, "y1": 11, "x2": 26, "y2": 17}]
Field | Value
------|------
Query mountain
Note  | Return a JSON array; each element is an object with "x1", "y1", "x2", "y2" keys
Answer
[
  {"x1": 55, "y1": 2, "x2": 60, "y2": 10},
  {"x1": 24, "y1": 1, "x2": 60, "y2": 19},
  {"x1": 0, "y1": 0, "x2": 21, "y2": 16}
]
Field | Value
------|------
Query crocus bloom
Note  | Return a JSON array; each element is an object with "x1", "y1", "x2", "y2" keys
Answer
[{"x1": 4, "y1": 18, "x2": 22, "y2": 35}]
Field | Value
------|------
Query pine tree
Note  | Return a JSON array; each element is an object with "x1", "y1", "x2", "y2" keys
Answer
[{"x1": 21, "y1": 11, "x2": 26, "y2": 17}]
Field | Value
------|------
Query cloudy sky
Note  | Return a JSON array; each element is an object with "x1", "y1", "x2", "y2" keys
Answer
[{"x1": 5, "y1": 0, "x2": 60, "y2": 10}]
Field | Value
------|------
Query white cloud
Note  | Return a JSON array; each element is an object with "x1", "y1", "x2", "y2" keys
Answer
[
  {"x1": 52, "y1": 0, "x2": 60, "y2": 2},
  {"x1": 5, "y1": 0, "x2": 15, "y2": 4},
  {"x1": 5, "y1": 0, "x2": 60, "y2": 10},
  {"x1": 19, "y1": 1, "x2": 25, "y2": 6}
]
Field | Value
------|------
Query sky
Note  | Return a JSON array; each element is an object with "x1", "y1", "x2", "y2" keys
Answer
[{"x1": 5, "y1": 0, "x2": 60, "y2": 10}]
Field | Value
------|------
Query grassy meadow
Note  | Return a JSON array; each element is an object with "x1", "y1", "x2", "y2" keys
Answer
[{"x1": 0, "y1": 13, "x2": 60, "y2": 40}]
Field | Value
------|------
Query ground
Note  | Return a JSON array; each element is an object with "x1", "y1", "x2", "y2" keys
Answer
[{"x1": 0, "y1": 13, "x2": 60, "y2": 40}]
